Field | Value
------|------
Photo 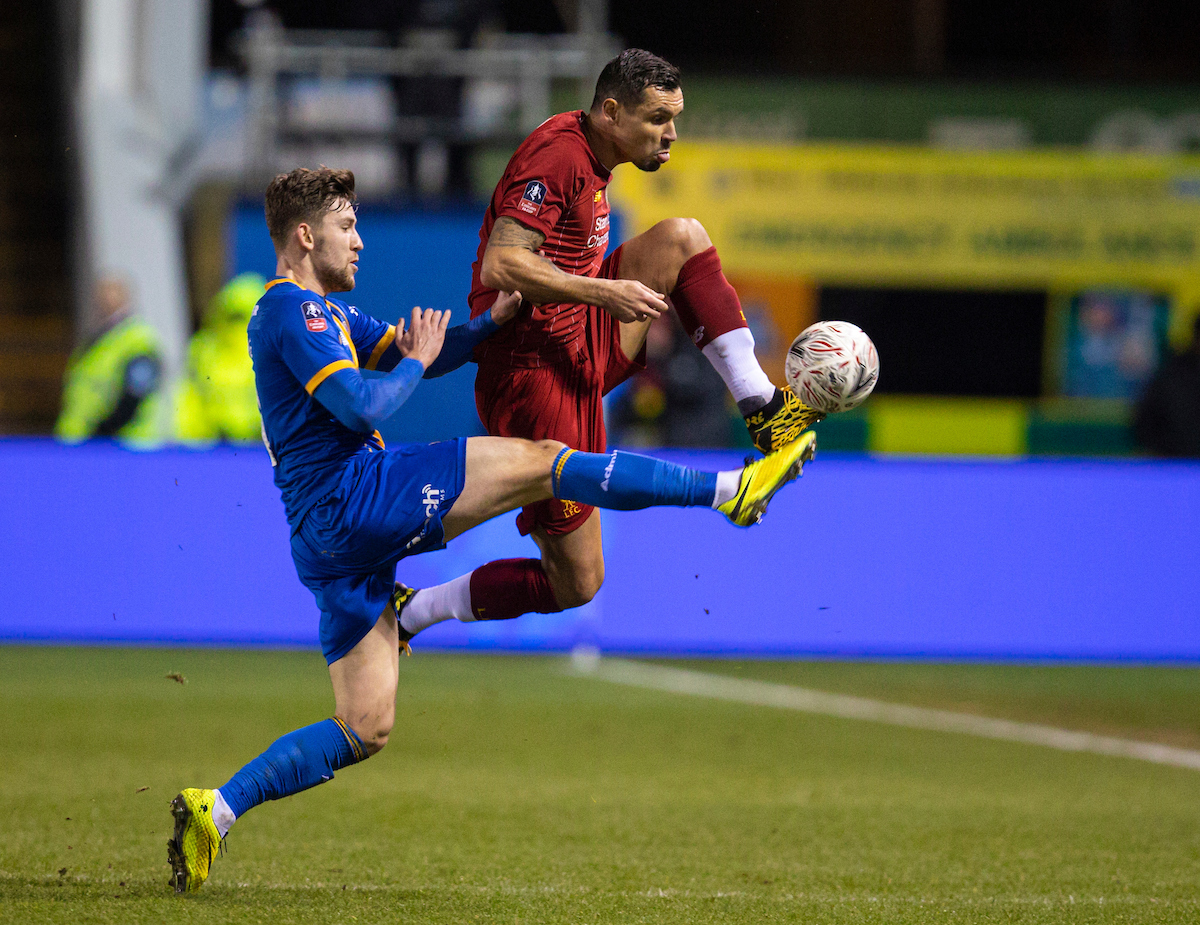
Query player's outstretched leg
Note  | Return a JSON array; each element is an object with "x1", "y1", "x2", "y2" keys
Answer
[
  {"x1": 409, "y1": 434, "x2": 816, "y2": 642},
  {"x1": 546, "y1": 434, "x2": 815, "y2": 526},
  {"x1": 446, "y1": 434, "x2": 817, "y2": 538},
  {"x1": 400, "y1": 434, "x2": 817, "y2": 646}
]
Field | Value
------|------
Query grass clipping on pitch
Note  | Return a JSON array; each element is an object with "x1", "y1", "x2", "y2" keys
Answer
[{"x1": 1, "y1": 647, "x2": 1198, "y2": 924}]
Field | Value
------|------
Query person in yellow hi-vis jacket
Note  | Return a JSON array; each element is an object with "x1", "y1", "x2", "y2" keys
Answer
[
  {"x1": 56, "y1": 276, "x2": 164, "y2": 446},
  {"x1": 174, "y1": 273, "x2": 267, "y2": 446}
]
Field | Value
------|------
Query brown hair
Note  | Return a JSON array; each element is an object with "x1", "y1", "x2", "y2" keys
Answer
[{"x1": 264, "y1": 167, "x2": 357, "y2": 249}]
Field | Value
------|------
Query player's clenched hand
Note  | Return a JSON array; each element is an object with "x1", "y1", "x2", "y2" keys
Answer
[
  {"x1": 397, "y1": 307, "x2": 450, "y2": 369},
  {"x1": 490, "y1": 290, "x2": 522, "y2": 326},
  {"x1": 599, "y1": 280, "x2": 668, "y2": 323}
]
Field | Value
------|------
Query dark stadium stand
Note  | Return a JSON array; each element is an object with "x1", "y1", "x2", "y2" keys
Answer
[{"x1": 0, "y1": 5, "x2": 72, "y2": 434}]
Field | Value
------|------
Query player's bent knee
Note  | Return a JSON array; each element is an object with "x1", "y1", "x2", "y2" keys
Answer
[
  {"x1": 657, "y1": 217, "x2": 711, "y2": 257},
  {"x1": 533, "y1": 438, "x2": 567, "y2": 456},
  {"x1": 556, "y1": 572, "x2": 604, "y2": 609},
  {"x1": 364, "y1": 732, "x2": 389, "y2": 756},
  {"x1": 548, "y1": 560, "x2": 605, "y2": 609},
  {"x1": 532, "y1": 438, "x2": 568, "y2": 471},
  {"x1": 358, "y1": 729, "x2": 390, "y2": 756},
  {"x1": 342, "y1": 711, "x2": 393, "y2": 756}
]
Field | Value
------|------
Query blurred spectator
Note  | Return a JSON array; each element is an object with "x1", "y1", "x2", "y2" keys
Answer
[
  {"x1": 1133, "y1": 313, "x2": 1200, "y2": 457},
  {"x1": 609, "y1": 316, "x2": 736, "y2": 448},
  {"x1": 174, "y1": 273, "x2": 267, "y2": 446},
  {"x1": 56, "y1": 277, "x2": 164, "y2": 446}
]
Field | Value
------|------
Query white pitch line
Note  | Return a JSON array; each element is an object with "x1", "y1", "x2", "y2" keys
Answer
[{"x1": 568, "y1": 654, "x2": 1200, "y2": 772}]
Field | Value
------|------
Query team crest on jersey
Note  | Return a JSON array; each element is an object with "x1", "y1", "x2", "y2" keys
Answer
[
  {"x1": 518, "y1": 179, "x2": 546, "y2": 215},
  {"x1": 594, "y1": 189, "x2": 604, "y2": 203},
  {"x1": 301, "y1": 301, "x2": 327, "y2": 332}
]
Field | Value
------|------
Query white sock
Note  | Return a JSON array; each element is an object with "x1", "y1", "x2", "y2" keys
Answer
[
  {"x1": 212, "y1": 789, "x2": 236, "y2": 838},
  {"x1": 711, "y1": 469, "x2": 741, "y2": 509},
  {"x1": 399, "y1": 572, "x2": 476, "y2": 635},
  {"x1": 701, "y1": 328, "x2": 775, "y2": 410}
]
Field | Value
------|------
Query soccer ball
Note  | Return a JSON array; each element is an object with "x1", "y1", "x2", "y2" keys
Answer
[{"x1": 784, "y1": 321, "x2": 879, "y2": 414}]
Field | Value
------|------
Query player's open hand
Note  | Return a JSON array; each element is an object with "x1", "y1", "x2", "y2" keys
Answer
[
  {"x1": 601, "y1": 280, "x2": 668, "y2": 324},
  {"x1": 396, "y1": 307, "x2": 450, "y2": 369},
  {"x1": 490, "y1": 290, "x2": 522, "y2": 326}
]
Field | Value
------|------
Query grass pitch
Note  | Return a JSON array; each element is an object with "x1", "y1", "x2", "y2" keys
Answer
[{"x1": 1, "y1": 647, "x2": 1198, "y2": 924}]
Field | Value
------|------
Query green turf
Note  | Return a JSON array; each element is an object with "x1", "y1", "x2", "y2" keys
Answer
[{"x1": 1, "y1": 646, "x2": 1198, "y2": 924}]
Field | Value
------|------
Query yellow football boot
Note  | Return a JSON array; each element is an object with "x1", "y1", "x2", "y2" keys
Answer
[
  {"x1": 744, "y1": 386, "x2": 824, "y2": 455},
  {"x1": 719, "y1": 430, "x2": 816, "y2": 527},
  {"x1": 167, "y1": 788, "x2": 222, "y2": 893}
]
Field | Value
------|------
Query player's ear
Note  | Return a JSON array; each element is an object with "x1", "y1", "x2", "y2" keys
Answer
[
  {"x1": 295, "y1": 221, "x2": 316, "y2": 253},
  {"x1": 602, "y1": 97, "x2": 620, "y2": 124}
]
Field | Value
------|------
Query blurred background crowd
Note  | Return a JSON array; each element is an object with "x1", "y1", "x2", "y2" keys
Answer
[{"x1": 4, "y1": 0, "x2": 1200, "y2": 456}]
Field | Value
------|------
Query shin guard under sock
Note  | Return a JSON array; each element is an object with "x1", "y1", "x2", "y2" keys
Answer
[
  {"x1": 218, "y1": 717, "x2": 367, "y2": 820},
  {"x1": 552, "y1": 448, "x2": 718, "y2": 511},
  {"x1": 469, "y1": 558, "x2": 562, "y2": 621},
  {"x1": 670, "y1": 247, "x2": 748, "y2": 349}
]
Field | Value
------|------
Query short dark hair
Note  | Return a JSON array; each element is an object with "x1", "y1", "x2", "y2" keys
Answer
[
  {"x1": 264, "y1": 167, "x2": 357, "y2": 249},
  {"x1": 590, "y1": 48, "x2": 681, "y2": 110}
]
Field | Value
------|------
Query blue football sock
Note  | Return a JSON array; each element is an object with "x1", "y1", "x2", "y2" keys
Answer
[
  {"x1": 218, "y1": 717, "x2": 368, "y2": 820},
  {"x1": 552, "y1": 448, "x2": 718, "y2": 510}
]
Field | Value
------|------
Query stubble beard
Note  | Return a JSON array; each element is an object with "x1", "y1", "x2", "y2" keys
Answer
[
  {"x1": 634, "y1": 144, "x2": 668, "y2": 172},
  {"x1": 313, "y1": 241, "x2": 355, "y2": 293}
]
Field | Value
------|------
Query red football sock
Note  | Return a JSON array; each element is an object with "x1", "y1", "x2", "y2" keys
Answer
[
  {"x1": 670, "y1": 246, "x2": 748, "y2": 349},
  {"x1": 469, "y1": 558, "x2": 562, "y2": 621}
]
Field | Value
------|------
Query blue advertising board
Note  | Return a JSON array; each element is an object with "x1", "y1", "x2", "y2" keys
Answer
[{"x1": 2, "y1": 439, "x2": 1197, "y2": 661}]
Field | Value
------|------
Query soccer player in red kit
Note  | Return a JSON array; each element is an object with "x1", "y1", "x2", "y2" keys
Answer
[{"x1": 389, "y1": 49, "x2": 822, "y2": 641}]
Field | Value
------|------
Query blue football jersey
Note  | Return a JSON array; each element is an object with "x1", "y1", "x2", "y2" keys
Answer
[{"x1": 248, "y1": 277, "x2": 399, "y2": 530}]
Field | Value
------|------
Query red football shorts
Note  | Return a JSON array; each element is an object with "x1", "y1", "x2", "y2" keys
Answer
[{"x1": 474, "y1": 247, "x2": 646, "y2": 536}]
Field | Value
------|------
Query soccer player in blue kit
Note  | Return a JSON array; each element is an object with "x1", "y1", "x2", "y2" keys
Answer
[{"x1": 167, "y1": 167, "x2": 816, "y2": 893}]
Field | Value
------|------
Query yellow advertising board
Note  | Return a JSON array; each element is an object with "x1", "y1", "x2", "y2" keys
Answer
[{"x1": 609, "y1": 143, "x2": 1200, "y2": 344}]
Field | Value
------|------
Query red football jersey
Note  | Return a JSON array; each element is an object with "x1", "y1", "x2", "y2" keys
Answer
[{"x1": 469, "y1": 111, "x2": 612, "y2": 367}]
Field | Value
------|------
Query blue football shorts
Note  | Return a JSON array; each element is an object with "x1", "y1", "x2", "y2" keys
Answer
[{"x1": 290, "y1": 438, "x2": 468, "y2": 664}]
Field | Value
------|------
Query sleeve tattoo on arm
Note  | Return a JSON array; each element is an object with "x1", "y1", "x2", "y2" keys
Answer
[{"x1": 489, "y1": 216, "x2": 546, "y2": 251}]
